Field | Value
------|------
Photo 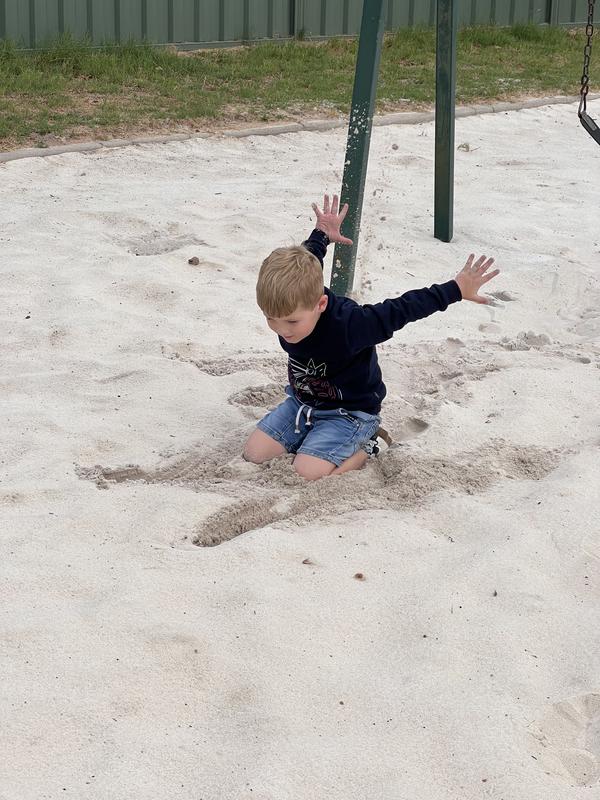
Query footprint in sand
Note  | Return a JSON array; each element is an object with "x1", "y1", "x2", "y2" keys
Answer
[
  {"x1": 99, "y1": 213, "x2": 210, "y2": 256},
  {"x1": 396, "y1": 417, "x2": 429, "y2": 441},
  {"x1": 489, "y1": 290, "x2": 518, "y2": 302},
  {"x1": 500, "y1": 331, "x2": 552, "y2": 351},
  {"x1": 582, "y1": 537, "x2": 600, "y2": 562},
  {"x1": 445, "y1": 337, "x2": 466, "y2": 352},
  {"x1": 124, "y1": 231, "x2": 208, "y2": 256},
  {"x1": 528, "y1": 693, "x2": 600, "y2": 787},
  {"x1": 570, "y1": 309, "x2": 600, "y2": 340}
]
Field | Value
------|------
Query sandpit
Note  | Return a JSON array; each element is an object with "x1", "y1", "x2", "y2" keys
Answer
[{"x1": 1, "y1": 100, "x2": 599, "y2": 799}]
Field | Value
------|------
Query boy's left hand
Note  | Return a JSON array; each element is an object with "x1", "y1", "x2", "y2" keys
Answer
[
  {"x1": 311, "y1": 194, "x2": 353, "y2": 245},
  {"x1": 455, "y1": 254, "x2": 500, "y2": 304}
]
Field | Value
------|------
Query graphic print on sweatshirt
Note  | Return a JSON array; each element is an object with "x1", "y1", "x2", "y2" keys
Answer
[{"x1": 288, "y1": 356, "x2": 343, "y2": 405}]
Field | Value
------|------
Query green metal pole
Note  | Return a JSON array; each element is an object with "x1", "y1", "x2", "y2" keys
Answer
[
  {"x1": 434, "y1": 0, "x2": 458, "y2": 243},
  {"x1": 330, "y1": 0, "x2": 386, "y2": 297}
]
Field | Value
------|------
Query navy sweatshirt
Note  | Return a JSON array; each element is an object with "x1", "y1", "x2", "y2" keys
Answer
[{"x1": 278, "y1": 229, "x2": 463, "y2": 415}]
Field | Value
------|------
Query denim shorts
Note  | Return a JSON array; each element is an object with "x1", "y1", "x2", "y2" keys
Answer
[{"x1": 257, "y1": 388, "x2": 381, "y2": 467}]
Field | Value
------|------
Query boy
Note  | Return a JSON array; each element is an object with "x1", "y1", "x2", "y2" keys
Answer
[{"x1": 243, "y1": 195, "x2": 499, "y2": 481}]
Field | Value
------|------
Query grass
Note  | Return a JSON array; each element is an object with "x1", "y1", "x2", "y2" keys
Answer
[{"x1": 0, "y1": 25, "x2": 593, "y2": 149}]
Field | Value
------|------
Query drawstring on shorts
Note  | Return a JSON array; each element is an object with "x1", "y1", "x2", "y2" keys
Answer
[{"x1": 294, "y1": 404, "x2": 313, "y2": 434}]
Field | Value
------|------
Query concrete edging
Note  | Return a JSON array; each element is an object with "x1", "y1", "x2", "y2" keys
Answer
[{"x1": 0, "y1": 94, "x2": 597, "y2": 164}]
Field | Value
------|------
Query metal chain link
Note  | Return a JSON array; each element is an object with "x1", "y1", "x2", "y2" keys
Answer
[{"x1": 579, "y1": 0, "x2": 596, "y2": 115}]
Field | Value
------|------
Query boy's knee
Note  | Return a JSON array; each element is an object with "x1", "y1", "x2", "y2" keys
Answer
[
  {"x1": 293, "y1": 455, "x2": 335, "y2": 481},
  {"x1": 242, "y1": 445, "x2": 266, "y2": 464},
  {"x1": 242, "y1": 429, "x2": 285, "y2": 464},
  {"x1": 243, "y1": 429, "x2": 286, "y2": 465}
]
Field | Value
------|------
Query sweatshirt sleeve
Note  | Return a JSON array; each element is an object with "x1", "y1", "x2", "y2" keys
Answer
[
  {"x1": 342, "y1": 280, "x2": 463, "y2": 351},
  {"x1": 302, "y1": 229, "x2": 330, "y2": 268}
]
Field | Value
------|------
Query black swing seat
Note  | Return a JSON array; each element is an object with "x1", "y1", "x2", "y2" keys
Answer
[{"x1": 579, "y1": 111, "x2": 600, "y2": 144}]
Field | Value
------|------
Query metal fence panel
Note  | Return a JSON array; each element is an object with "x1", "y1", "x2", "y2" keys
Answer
[
  {"x1": 32, "y1": 0, "x2": 57, "y2": 44},
  {"x1": 536, "y1": 0, "x2": 547, "y2": 23},
  {"x1": 559, "y1": 0, "x2": 589, "y2": 24},
  {"x1": 197, "y1": 1, "x2": 221, "y2": 43},
  {"x1": 393, "y1": 0, "x2": 412, "y2": 27},
  {"x1": 295, "y1": 0, "x2": 320, "y2": 36},
  {"x1": 221, "y1": 0, "x2": 241, "y2": 41},
  {"x1": 346, "y1": 0, "x2": 363, "y2": 35},
  {"x1": 323, "y1": 0, "x2": 345, "y2": 36},
  {"x1": 414, "y1": 0, "x2": 437, "y2": 26},
  {"x1": 172, "y1": 0, "x2": 194, "y2": 42},
  {"x1": 119, "y1": 0, "x2": 143, "y2": 41},
  {"x1": 61, "y1": 0, "x2": 89, "y2": 39},
  {"x1": 465, "y1": 0, "x2": 492, "y2": 25},
  {"x1": 4, "y1": 1, "x2": 29, "y2": 46},
  {"x1": 0, "y1": 0, "x2": 592, "y2": 48},
  {"x1": 272, "y1": 0, "x2": 293, "y2": 37},
  {"x1": 248, "y1": 1, "x2": 269, "y2": 39},
  {"x1": 92, "y1": 0, "x2": 117, "y2": 42},
  {"x1": 145, "y1": 0, "x2": 168, "y2": 43},
  {"x1": 509, "y1": 0, "x2": 538, "y2": 24}
]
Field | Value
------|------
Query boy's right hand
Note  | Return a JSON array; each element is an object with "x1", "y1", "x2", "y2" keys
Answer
[{"x1": 311, "y1": 194, "x2": 353, "y2": 245}]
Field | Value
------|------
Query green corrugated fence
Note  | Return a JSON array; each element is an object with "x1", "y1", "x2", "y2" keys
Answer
[{"x1": 0, "y1": 0, "x2": 592, "y2": 49}]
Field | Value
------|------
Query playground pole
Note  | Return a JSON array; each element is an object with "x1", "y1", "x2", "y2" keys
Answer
[
  {"x1": 434, "y1": 0, "x2": 459, "y2": 242},
  {"x1": 331, "y1": 0, "x2": 386, "y2": 297}
]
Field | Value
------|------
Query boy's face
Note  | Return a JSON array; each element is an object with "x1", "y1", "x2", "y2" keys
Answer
[{"x1": 265, "y1": 294, "x2": 328, "y2": 344}]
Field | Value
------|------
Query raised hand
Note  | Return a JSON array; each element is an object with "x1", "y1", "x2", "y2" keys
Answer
[
  {"x1": 311, "y1": 194, "x2": 353, "y2": 245},
  {"x1": 454, "y1": 254, "x2": 500, "y2": 304}
]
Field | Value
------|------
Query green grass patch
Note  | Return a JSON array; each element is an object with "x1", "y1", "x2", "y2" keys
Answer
[{"x1": 0, "y1": 25, "x2": 593, "y2": 148}]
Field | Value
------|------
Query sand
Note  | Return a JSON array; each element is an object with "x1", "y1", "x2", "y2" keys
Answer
[{"x1": 1, "y1": 99, "x2": 600, "y2": 799}]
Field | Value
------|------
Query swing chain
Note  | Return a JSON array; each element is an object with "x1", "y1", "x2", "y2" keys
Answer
[{"x1": 579, "y1": 0, "x2": 595, "y2": 115}]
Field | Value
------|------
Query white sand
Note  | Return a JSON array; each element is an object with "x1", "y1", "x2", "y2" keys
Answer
[{"x1": 1, "y1": 100, "x2": 600, "y2": 799}]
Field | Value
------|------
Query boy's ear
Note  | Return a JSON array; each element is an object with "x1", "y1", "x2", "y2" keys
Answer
[{"x1": 317, "y1": 294, "x2": 328, "y2": 312}]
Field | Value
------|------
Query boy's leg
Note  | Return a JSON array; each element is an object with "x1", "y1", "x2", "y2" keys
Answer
[
  {"x1": 243, "y1": 392, "x2": 304, "y2": 464},
  {"x1": 332, "y1": 449, "x2": 368, "y2": 474},
  {"x1": 292, "y1": 410, "x2": 379, "y2": 480},
  {"x1": 243, "y1": 428, "x2": 287, "y2": 464},
  {"x1": 293, "y1": 450, "x2": 368, "y2": 481}
]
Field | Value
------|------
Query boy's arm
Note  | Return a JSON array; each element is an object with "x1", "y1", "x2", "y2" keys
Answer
[
  {"x1": 343, "y1": 280, "x2": 463, "y2": 351},
  {"x1": 302, "y1": 194, "x2": 353, "y2": 267},
  {"x1": 302, "y1": 228, "x2": 329, "y2": 267},
  {"x1": 343, "y1": 254, "x2": 499, "y2": 350}
]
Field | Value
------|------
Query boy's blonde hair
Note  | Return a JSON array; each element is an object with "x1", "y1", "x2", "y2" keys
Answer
[{"x1": 256, "y1": 245, "x2": 324, "y2": 317}]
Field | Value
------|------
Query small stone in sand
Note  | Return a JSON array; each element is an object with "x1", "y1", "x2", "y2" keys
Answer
[{"x1": 188, "y1": 256, "x2": 200, "y2": 266}]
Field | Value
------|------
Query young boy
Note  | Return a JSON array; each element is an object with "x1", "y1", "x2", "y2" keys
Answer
[{"x1": 243, "y1": 194, "x2": 499, "y2": 481}]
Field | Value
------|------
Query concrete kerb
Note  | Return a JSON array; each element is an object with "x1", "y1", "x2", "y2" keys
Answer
[
  {"x1": 223, "y1": 122, "x2": 303, "y2": 137},
  {"x1": 372, "y1": 111, "x2": 434, "y2": 125},
  {"x1": 0, "y1": 142, "x2": 103, "y2": 162},
  {"x1": 0, "y1": 94, "x2": 598, "y2": 164}
]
